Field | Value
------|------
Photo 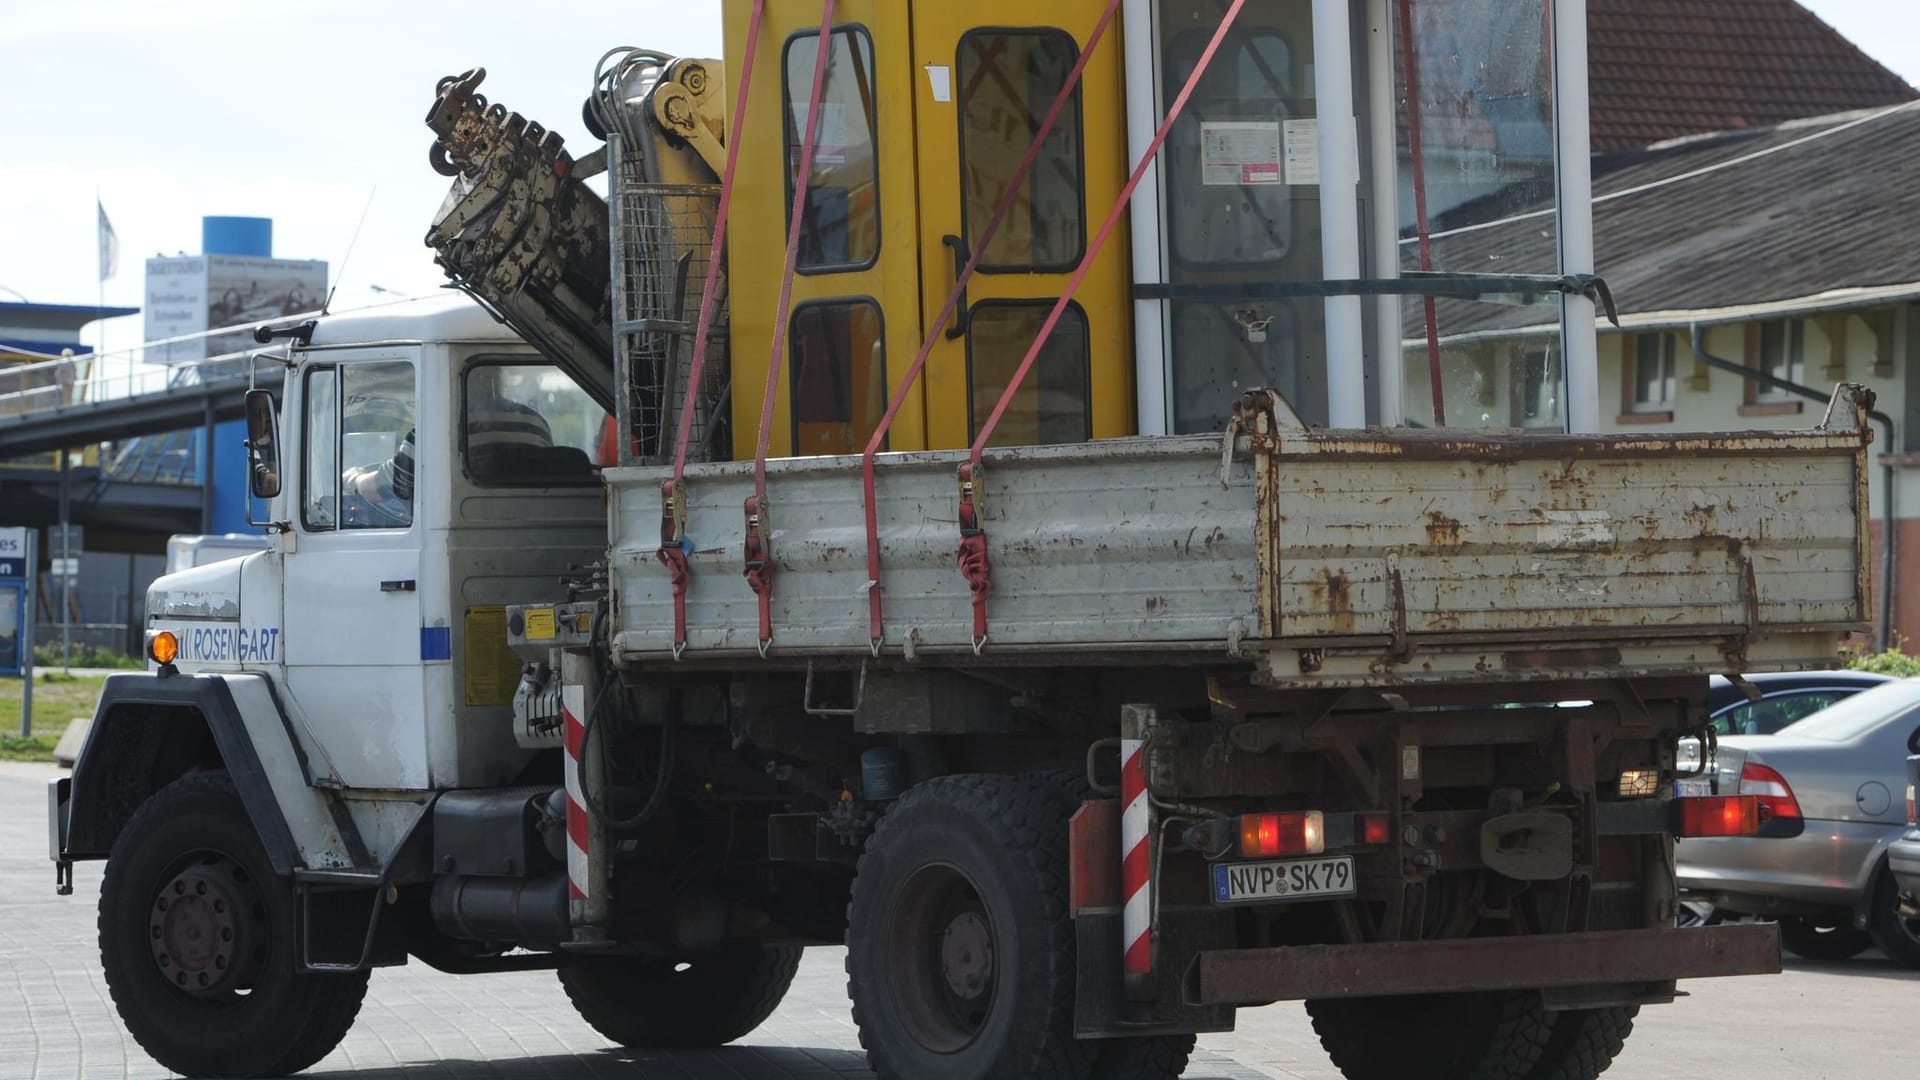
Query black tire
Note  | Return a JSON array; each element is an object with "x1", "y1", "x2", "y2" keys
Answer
[
  {"x1": 1526, "y1": 1006, "x2": 1637, "y2": 1080},
  {"x1": 1307, "y1": 991, "x2": 1555, "y2": 1080},
  {"x1": 1865, "y1": 868, "x2": 1920, "y2": 968},
  {"x1": 99, "y1": 772, "x2": 369, "y2": 1078},
  {"x1": 1777, "y1": 914, "x2": 1872, "y2": 961},
  {"x1": 558, "y1": 941, "x2": 802, "y2": 1048},
  {"x1": 847, "y1": 773, "x2": 1091, "y2": 1080}
]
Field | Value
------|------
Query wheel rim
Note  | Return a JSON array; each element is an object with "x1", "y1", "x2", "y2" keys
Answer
[
  {"x1": 887, "y1": 863, "x2": 998, "y2": 1053},
  {"x1": 148, "y1": 851, "x2": 267, "y2": 999}
]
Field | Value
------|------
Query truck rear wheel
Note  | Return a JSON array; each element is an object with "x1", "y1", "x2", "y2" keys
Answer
[
  {"x1": 558, "y1": 942, "x2": 802, "y2": 1048},
  {"x1": 847, "y1": 773, "x2": 1091, "y2": 1080},
  {"x1": 99, "y1": 772, "x2": 369, "y2": 1078},
  {"x1": 1306, "y1": 990, "x2": 1554, "y2": 1080},
  {"x1": 1527, "y1": 1006, "x2": 1637, "y2": 1080}
]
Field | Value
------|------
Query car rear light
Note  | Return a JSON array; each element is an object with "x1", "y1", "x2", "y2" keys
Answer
[
  {"x1": 1238, "y1": 812, "x2": 1325, "y2": 857},
  {"x1": 1673, "y1": 795, "x2": 1762, "y2": 837},
  {"x1": 1738, "y1": 762, "x2": 1802, "y2": 824},
  {"x1": 1907, "y1": 783, "x2": 1915, "y2": 828}
]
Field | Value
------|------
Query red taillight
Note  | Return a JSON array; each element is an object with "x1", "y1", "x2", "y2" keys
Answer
[
  {"x1": 1360, "y1": 812, "x2": 1392, "y2": 847},
  {"x1": 1238, "y1": 812, "x2": 1325, "y2": 857},
  {"x1": 1739, "y1": 762, "x2": 1802, "y2": 824},
  {"x1": 1675, "y1": 795, "x2": 1762, "y2": 837}
]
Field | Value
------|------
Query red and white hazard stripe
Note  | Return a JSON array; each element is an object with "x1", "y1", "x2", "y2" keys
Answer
[
  {"x1": 1120, "y1": 735, "x2": 1152, "y2": 977},
  {"x1": 561, "y1": 684, "x2": 589, "y2": 903}
]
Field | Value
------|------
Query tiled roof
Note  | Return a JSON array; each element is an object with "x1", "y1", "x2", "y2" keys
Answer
[
  {"x1": 1418, "y1": 103, "x2": 1920, "y2": 339},
  {"x1": 1590, "y1": 0, "x2": 1916, "y2": 151}
]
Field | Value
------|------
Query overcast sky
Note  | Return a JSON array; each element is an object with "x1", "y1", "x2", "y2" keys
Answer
[{"x1": 1, "y1": 0, "x2": 1913, "y2": 356}]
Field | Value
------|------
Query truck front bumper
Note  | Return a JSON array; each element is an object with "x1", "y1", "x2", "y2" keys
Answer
[{"x1": 1191, "y1": 924, "x2": 1781, "y2": 1005}]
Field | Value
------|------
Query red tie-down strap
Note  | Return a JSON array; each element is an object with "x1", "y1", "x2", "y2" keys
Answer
[
  {"x1": 859, "y1": 0, "x2": 1125, "y2": 654},
  {"x1": 743, "y1": 494, "x2": 774, "y2": 656},
  {"x1": 656, "y1": 0, "x2": 767, "y2": 661},
  {"x1": 746, "y1": 0, "x2": 839, "y2": 657},
  {"x1": 656, "y1": 479, "x2": 690, "y2": 659},
  {"x1": 954, "y1": 463, "x2": 991, "y2": 653}
]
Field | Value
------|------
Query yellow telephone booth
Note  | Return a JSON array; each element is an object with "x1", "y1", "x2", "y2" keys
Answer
[{"x1": 723, "y1": 0, "x2": 1135, "y2": 458}]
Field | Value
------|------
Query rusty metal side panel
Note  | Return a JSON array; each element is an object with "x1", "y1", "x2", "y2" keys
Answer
[
  {"x1": 1256, "y1": 427, "x2": 1869, "y2": 644},
  {"x1": 606, "y1": 438, "x2": 1261, "y2": 659},
  {"x1": 1192, "y1": 923, "x2": 1782, "y2": 1005}
]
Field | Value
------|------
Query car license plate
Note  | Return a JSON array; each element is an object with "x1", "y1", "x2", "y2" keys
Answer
[
  {"x1": 1676, "y1": 778, "x2": 1714, "y2": 798},
  {"x1": 1212, "y1": 856, "x2": 1355, "y2": 905}
]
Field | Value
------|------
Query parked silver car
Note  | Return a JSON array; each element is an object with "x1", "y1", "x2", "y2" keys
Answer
[
  {"x1": 1677, "y1": 678, "x2": 1920, "y2": 965},
  {"x1": 1889, "y1": 755, "x2": 1920, "y2": 914}
]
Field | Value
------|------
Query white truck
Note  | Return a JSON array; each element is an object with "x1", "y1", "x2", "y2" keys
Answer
[{"x1": 51, "y1": 3, "x2": 1871, "y2": 1079}]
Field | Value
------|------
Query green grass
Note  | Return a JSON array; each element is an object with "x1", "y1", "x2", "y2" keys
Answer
[{"x1": 0, "y1": 673, "x2": 108, "y2": 761}]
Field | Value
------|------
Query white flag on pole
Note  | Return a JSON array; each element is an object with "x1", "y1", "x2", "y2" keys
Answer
[{"x1": 97, "y1": 199, "x2": 119, "y2": 281}]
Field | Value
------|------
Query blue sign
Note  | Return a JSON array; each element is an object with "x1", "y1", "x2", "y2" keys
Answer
[{"x1": 0, "y1": 526, "x2": 25, "y2": 579}]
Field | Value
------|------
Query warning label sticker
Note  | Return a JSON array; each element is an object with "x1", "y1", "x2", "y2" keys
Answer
[{"x1": 1201, "y1": 121, "x2": 1284, "y2": 186}]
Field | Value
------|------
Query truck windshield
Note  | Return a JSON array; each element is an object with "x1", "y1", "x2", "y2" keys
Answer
[{"x1": 463, "y1": 361, "x2": 600, "y2": 487}]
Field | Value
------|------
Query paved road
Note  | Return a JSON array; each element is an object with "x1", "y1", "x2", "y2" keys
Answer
[{"x1": 2, "y1": 759, "x2": 1912, "y2": 1079}]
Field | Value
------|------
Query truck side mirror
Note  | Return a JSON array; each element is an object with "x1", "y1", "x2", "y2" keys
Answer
[{"x1": 244, "y1": 388, "x2": 283, "y2": 500}]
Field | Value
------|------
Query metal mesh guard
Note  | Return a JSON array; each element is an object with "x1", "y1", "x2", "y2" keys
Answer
[{"x1": 613, "y1": 178, "x2": 728, "y2": 465}]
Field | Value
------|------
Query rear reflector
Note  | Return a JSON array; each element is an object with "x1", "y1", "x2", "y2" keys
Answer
[
  {"x1": 1360, "y1": 812, "x2": 1392, "y2": 847},
  {"x1": 1674, "y1": 795, "x2": 1762, "y2": 838},
  {"x1": 1238, "y1": 812, "x2": 1325, "y2": 858}
]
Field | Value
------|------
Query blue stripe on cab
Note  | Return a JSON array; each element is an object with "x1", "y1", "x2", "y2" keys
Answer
[{"x1": 420, "y1": 626, "x2": 452, "y2": 661}]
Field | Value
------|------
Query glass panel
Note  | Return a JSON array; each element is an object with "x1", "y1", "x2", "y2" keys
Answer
[
  {"x1": 957, "y1": 29, "x2": 1085, "y2": 272},
  {"x1": 1156, "y1": 6, "x2": 1326, "y2": 431},
  {"x1": 790, "y1": 301, "x2": 888, "y2": 455},
  {"x1": 785, "y1": 27, "x2": 880, "y2": 272},
  {"x1": 1164, "y1": 26, "x2": 1297, "y2": 268},
  {"x1": 1407, "y1": 339, "x2": 1562, "y2": 429},
  {"x1": 339, "y1": 361, "x2": 416, "y2": 530},
  {"x1": 465, "y1": 363, "x2": 600, "y2": 487},
  {"x1": 301, "y1": 367, "x2": 339, "y2": 531},
  {"x1": 967, "y1": 303, "x2": 1091, "y2": 447},
  {"x1": 1397, "y1": 0, "x2": 1561, "y2": 429},
  {"x1": 1170, "y1": 300, "x2": 1301, "y2": 434}
]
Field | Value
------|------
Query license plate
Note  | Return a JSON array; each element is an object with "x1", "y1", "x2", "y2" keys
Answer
[
  {"x1": 1212, "y1": 856, "x2": 1356, "y2": 905},
  {"x1": 1676, "y1": 778, "x2": 1714, "y2": 798}
]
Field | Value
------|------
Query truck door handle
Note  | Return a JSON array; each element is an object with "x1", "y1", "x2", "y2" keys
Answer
[
  {"x1": 380, "y1": 579, "x2": 417, "y2": 592},
  {"x1": 942, "y1": 234, "x2": 971, "y2": 341}
]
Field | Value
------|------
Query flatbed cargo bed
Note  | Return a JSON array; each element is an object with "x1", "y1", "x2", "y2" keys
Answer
[{"x1": 607, "y1": 388, "x2": 1873, "y2": 686}]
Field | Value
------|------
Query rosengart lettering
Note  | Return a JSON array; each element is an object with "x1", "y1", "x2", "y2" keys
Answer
[{"x1": 178, "y1": 625, "x2": 281, "y2": 663}]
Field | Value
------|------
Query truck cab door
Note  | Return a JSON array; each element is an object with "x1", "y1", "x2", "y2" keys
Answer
[
  {"x1": 280, "y1": 351, "x2": 432, "y2": 789},
  {"x1": 911, "y1": 3, "x2": 1134, "y2": 448}
]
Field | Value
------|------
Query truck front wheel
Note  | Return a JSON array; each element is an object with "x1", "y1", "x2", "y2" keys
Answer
[
  {"x1": 558, "y1": 942, "x2": 802, "y2": 1048},
  {"x1": 847, "y1": 773, "x2": 1091, "y2": 1080},
  {"x1": 99, "y1": 772, "x2": 369, "y2": 1078}
]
